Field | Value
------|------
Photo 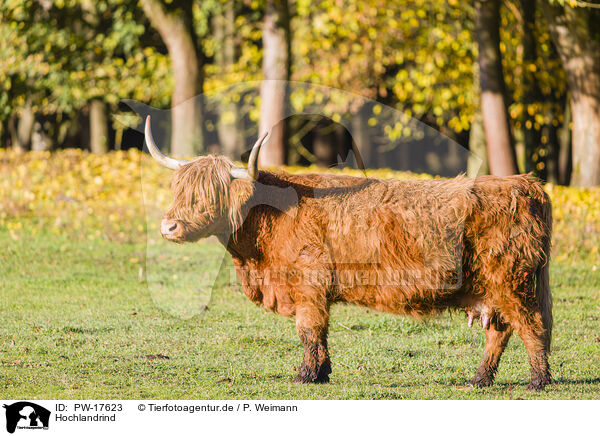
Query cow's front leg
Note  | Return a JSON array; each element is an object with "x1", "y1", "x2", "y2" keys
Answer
[{"x1": 293, "y1": 303, "x2": 331, "y2": 384}]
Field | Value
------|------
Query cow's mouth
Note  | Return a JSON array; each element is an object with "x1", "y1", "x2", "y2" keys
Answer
[
  {"x1": 161, "y1": 224, "x2": 206, "y2": 243},
  {"x1": 162, "y1": 233, "x2": 185, "y2": 243}
]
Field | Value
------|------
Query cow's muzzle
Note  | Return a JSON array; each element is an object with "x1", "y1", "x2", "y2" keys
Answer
[{"x1": 160, "y1": 219, "x2": 182, "y2": 240}]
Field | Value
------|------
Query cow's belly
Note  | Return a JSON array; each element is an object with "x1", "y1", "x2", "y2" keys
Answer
[
  {"x1": 334, "y1": 266, "x2": 463, "y2": 316},
  {"x1": 336, "y1": 283, "x2": 414, "y2": 314}
]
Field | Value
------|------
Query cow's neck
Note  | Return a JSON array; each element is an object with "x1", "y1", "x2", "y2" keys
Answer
[
  {"x1": 217, "y1": 207, "x2": 265, "y2": 262},
  {"x1": 217, "y1": 174, "x2": 298, "y2": 264}
]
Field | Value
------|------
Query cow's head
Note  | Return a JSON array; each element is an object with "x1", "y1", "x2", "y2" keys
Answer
[{"x1": 145, "y1": 116, "x2": 268, "y2": 243}]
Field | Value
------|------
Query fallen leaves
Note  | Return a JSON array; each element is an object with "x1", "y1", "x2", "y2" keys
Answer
[{"x1": 1, "y1": 149, "x2": 598, "y2": 264}]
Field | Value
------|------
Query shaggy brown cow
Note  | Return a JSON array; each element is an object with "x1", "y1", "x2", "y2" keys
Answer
[{"x1": 144, "y1": 116, "x2": 553, "y2": 391}]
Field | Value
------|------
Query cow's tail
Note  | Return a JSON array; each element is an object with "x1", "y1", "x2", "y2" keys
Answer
[{"x1": 535, "y1": 188, "x2": 553, "y2": 352}]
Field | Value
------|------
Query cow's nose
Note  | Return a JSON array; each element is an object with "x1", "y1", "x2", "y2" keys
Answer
[{"x1": 161, "y1": 219, "x2": 179, "y2": 236}]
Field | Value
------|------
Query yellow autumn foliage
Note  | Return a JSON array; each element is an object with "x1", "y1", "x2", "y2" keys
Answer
[{"x1": 0, "y1": 149, "x2": 598, "y2": 264}]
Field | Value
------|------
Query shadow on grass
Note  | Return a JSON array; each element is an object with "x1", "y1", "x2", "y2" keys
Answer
[
  {"x1": 549, "y1": 377, "x2": 600, "y2": 386},
  {"x1": 357, "y1": 376, "x2": 600, "y2": 391},
  {"x1": 62, "y1": 326, "x2": 116, "y2": 334}
]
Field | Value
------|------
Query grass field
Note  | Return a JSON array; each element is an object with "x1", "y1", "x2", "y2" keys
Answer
[
  {"x1": 2, "y1": 226, "x2": 599, "y2": 400},
  {"x1": 1, "y1": 150, "x2": 599, "y2": 399}
]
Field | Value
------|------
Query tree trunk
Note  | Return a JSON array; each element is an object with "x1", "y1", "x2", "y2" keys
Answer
[
  {"x1": 351, "y1": 106, "x2": 371, "y2": 169},
  {"x1": 8, "y1": 115, "x2": 20, "y2": 151},
  {"x1": 557, "y1": 96, "x2": 572, "y2": 185},
  {"x1": 542, "y1": 2, "x2": 600, "y2": 187},
  {"x1": 10, "y1": 98, "x2": 35, "y2": 151},
  {"x1": 570, "y1": 94, "x2": 600, "y2": 186},
  {"x1": 258, "y1": 0, "x2": 290, "y2": 167},
  {"x1": 214, "y1": 2, "x2": 242, "y2": 159},
  {"x1": 31, "y1": 120, "x2": 52, "y2": 151},
  {"x1": 90, "y1": 99, "x2": 109, "y2": 154},
  {"x1": 475, "y1": 0, "x2": 518, "y2": 176},
  {"x1": 141, "y1": 0, "x2": 204, "y2": 157},
  {"x1": 468, "y1": 109, "x2": 490, "y2": 177},
  {"x1": 223, "y1": 1, "x2": 235, "y2": 66},
  {"x1": 520, "y1": 0, "x2": 542, "y2": 174},
  {"x1": 468, "y1": 64, "x2": 489, "y2": 177}
]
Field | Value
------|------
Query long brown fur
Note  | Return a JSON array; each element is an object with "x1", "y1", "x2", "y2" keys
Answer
[{"x1": 161, "y1": 156, "x2": 553, "y2": 390}]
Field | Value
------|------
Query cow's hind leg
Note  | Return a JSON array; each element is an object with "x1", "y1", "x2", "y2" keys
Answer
[
  {"x1": 514, "y1": 316, "x2": 550, "y2": 391},
  {"x1": 293, "y1": 303, "x2": 331, "y2": 384},
  {"x1": 470, "y1": 318, "x2": 513, "y2": 388},
  {"x1": 497, "y1": 301, "x2": 551, "y2": 391}
]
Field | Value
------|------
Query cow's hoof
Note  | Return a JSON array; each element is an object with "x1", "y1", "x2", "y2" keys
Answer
[
  {"x1": 293, "y1": 361, "x2": 331, "y2": 384},
  {"x1": 468, "y1": 375, "x2": 494, "y2": 388},
  {"x1": 526, "y1": 381, "x2": 545, "y2": 391},
  {"x1": 526, "y1": 375, "x2": 550, "y2": 392},
  {"x1": 292, "y1": 373, "x2": 329, "y2": 384},
  {"x1": 293, "y1": 362, "x2": 331, "y2": 384}
]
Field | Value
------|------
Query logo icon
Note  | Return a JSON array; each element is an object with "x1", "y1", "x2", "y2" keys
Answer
[{"x1": 3, "y1": 402, "x2": 50, "y2": 434}]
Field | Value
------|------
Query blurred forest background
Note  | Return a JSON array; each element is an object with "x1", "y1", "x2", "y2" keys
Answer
[{"x1": 1, "y1": 0, "x2": 599, "y2": 186}]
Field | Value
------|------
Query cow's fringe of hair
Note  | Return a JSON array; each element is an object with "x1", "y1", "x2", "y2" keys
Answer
[{"x1": 167, "y1": 155, "x2": 252, "y2": 236}]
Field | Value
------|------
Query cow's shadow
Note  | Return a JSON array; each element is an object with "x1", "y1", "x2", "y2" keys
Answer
[
  {"x1": 541, "y1": 377, "x2": 600, "y2": 386},
  {"x1": 382, "y1": 376, "x2": 600, "y2": 390}
]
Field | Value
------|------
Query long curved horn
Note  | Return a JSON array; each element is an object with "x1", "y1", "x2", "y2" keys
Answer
[
  {"x1": 145, "y1": 115, "x2": 190, "y2": 170},
  {"x1": 230, "y1": 131, "x2": 270, "y2": 181}
]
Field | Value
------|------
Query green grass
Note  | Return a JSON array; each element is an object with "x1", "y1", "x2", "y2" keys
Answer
[{"x1": 1, "y1": 227, "x2": 599, "y2": 399}]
